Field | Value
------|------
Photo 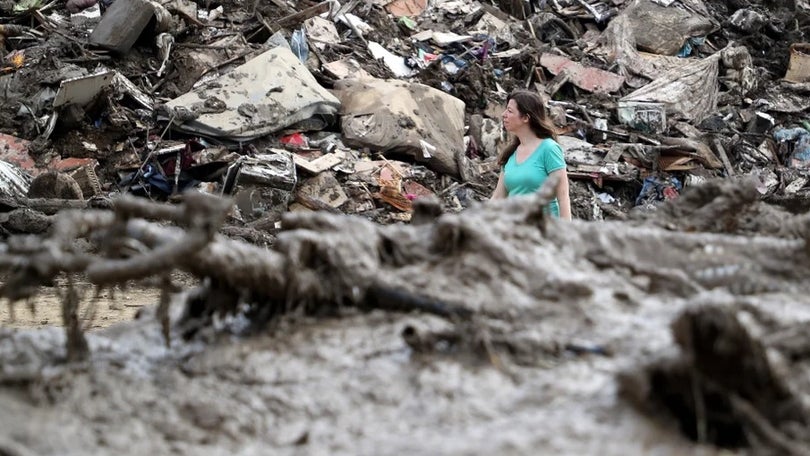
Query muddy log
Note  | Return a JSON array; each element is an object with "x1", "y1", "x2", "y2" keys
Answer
[
  {"x1": 4, "y1": 176, "x2": 810, "y2": 318},
  {"x1": 4, "y1": 198, "x2": 97, "y2": 215}
]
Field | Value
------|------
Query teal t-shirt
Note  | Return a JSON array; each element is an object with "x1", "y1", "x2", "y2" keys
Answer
[{"x1": 503, "y1": 138, "x2": 566, "y2": 216}]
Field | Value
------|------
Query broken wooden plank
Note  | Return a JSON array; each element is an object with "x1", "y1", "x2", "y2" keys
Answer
[
  {"x1": 567, "y1": 170, "x2": 635, "y2": 183},
  {"x1": 386, "y1": 0, "x2": 427, "y2": 17},
  {"x1": 540, "y1": 53, "x2": 625, "y2": 94},
  {"x1": 546, "y1": 68, "x2": 572, "y2": 97},
  {"x1": 0, "y1": 197, "x2": 90, "y2": 214},
  {"x1": 293, "y1": 151, "x2": 346, "y2": 175},
  {"x1": 604, "y1": 144, "x2": 625, "y2": 163},
  {"x1": 659, "y1": 137, "x2": 723, "y2": 169},
  {"x1": 275, "y1": 1, "x2": 331, "y2": 28},
  {"x1": 293, "y1": 192, "x2": 342, "y2": 213},
  {"x1": 712, "y1": 138, "x2": 736, "y2": 177},
  {"x1": 659, "y1": 155, "x2": 697, "y2": 171}
]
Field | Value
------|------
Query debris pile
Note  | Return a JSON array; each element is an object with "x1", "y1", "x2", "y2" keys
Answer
[{"x1": 0, "y1": 0, "x2": 807, "y2": 232}]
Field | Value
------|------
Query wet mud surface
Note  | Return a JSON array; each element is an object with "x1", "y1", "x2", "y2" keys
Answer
[
  {"x1": 2, "y1": 0, "x2": 810, "y2": 450},
  {"x1": 0, "y1": 302, "x2": 725, "y2": 456},
  {"x1": 2, "y1": 183, "x2": 809, "y2": 454},
  {"x1": 0, "y1": 285, "x2": 156, "y2": 330}
]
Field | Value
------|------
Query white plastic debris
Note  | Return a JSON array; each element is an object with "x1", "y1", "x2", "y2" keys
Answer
[
  {"x1": 198, "y1": 5, "x2": 223, "y2": 21},
  {"x1": 597, "y1": 193, "x2": 616, "y2": 204},
  {"x1": 70, "y1": 3, "x2": 100, "y2": 25},
  {"x1": 419, "y1": 140, "x2": 436, "y2": 159},
  {"x1": 368, "y1": 41, "x2": 416, "y2": 77},
  {"x1": 336, "y1": 13, "x2": 372, "y2": 34}
]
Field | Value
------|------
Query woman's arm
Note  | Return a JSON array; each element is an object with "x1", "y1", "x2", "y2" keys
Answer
[
  {"x1": 490, "y1": 170, "x2": 507, "y2": 200},
  {"x1": 550, "y1": 169, "x2": 572, "y2": 220}
]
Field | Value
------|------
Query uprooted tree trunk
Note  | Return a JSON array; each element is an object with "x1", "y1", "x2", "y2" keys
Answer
[
  {"x1": 0, "y1": 176, "x2": 566, "y2": 363},
  {"x1": 3, "y1": 175, "x2": 810, "y2": 341}
]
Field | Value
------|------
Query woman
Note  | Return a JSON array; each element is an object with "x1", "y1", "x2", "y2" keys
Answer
[{"x1": 490, "y1": 90, "x2": 572, "y2": 220}]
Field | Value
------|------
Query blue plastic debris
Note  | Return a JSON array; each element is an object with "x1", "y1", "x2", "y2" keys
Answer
[
  {"x1": 773, "y1": 126, "x2": 810, "y2": 168},
  {"x1": 794, "y1": 135, "x2": 810, "y2": 166},
  {"x1": 290, "y1": 28, "x2": 309, "y2": 63},
  {"x1": 677, "y1": 36, "x2": 706, "y2": 58},
  {"x1": 636, "y1": 175, "x2": 682, "y2": 206},
  {"x1": 773, "y1": 127, "x2": 809, "y2": 142},
  {"x1": 440, "y1": 55, "x2": 467, "y2": 74}
]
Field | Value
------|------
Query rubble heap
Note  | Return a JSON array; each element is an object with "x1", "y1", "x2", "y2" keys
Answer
[{"x1": 0, "y1": 0, "x2": 808, "y2": 234}]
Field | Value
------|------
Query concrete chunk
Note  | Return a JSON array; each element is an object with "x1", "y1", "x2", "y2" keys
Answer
[
  {"x1": 161, "y1": 47, "x2": 341, "y2": 142},
  {"x1": 89, "y1": 0, "x2": 156, "y2": 53},
  {"x1": 296, "y1": 173, "x2": 348, "y2": 209}
]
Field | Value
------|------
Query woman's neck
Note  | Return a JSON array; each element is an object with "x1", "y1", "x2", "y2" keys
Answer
[{"x1": 515, "y1": 128, "x2": 541, "y2": 148}]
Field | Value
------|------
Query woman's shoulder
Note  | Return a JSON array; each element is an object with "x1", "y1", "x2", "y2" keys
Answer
[{"x1": 540, "y1": 137, "x2": 563, "y2": 151}]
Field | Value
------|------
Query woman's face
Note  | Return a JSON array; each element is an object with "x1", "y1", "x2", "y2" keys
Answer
[{"x1": 502, "y1": 99, "x2": 527, "y2": 133}]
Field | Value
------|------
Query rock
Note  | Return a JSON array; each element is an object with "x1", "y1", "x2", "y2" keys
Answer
[
  {"x1": 729, "y1": 9, "x2": 766, "y2": 33},
  {"x1": 625, "y1": 0, "x2": 718, "y2": 56},
  {"x1": 27, "y1": 172, "x2": 83, "y2": 200},
  {"x1": 0, "y1": 208, "x2": 52, "y2": 234}
]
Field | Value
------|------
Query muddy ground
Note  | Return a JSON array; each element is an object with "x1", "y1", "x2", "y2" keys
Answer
[
  {"x1": 1, "y1": 185, "x2": 809, "y2": 455},
  {"x1": 0, "y1": 303, "x2": 724, "y2": 455},
  {"x1": 0, "y1": 285, "x2": 156, "y2": 330}
]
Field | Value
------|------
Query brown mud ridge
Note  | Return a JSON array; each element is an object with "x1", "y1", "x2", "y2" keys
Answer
[{"x1": 1, "y1": 177, "x2": 810, "y2": 455}]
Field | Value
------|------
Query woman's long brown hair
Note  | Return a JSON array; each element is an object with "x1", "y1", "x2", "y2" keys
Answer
[{"x1": 496, "y1": 90, "x2": 559, "y2": 167}]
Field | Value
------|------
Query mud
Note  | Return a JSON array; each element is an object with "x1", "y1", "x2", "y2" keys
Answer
[
  {"x1": 0, "y1": 285, "x2": 156, "y2": 330},
  {"x1": 1, "y1": 180, "x2": 809, "y2": 454},
  {"x1": 0, "y1": 295, "x2": 723, "y2": 456}
]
